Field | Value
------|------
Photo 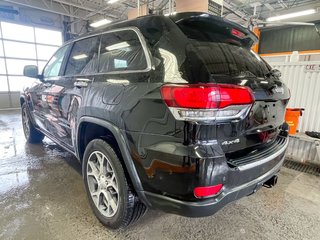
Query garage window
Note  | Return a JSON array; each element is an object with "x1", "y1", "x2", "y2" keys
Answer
[
  {"x1": 0, "y1": 21, "x2": 62, "y2": 92},
  {"x1": 98, "y1": 30, "x2": 147, "y2": 73}
]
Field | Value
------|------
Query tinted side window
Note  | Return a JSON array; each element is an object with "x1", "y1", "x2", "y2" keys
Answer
[
  {"x1": 99, "y1": 30, "x2": 147, "y2": 73},
  {"x1": 65, "y1": 36, "x2": 99, "y2": 76},
  {"x1": 43, "y1": 45, "x2": 69, "y2": 78}
]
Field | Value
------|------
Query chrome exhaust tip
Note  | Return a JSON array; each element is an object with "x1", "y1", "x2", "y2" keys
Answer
[{"x1": 263, "y1": 175, "x2": 278, "y2": 188}]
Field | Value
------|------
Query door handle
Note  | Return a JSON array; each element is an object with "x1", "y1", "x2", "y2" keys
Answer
[{"x1": 74, "y1": 78, "x2": 93, "y2": 88}]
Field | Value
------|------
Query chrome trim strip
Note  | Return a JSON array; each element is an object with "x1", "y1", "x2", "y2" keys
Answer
[
  {"x1": 237, "y1": 137, "x2": 289, "y2": 171},
  {"x1": 168, "y1": 105, "x2": 252, "y2": 122}
]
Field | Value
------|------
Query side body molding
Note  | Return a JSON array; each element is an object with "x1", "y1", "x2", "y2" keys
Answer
[{"x1": 77, "y1": 116, "x2": 150, "y2": 206}]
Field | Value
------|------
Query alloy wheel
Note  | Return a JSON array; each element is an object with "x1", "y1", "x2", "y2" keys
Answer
[{"x1": 86, "y1": 151, "x2": 119, "y2": 218}]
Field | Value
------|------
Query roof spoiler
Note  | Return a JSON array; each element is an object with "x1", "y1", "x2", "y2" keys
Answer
[{"x1": 169, "y1": 12, "x2": 258, "y2": 44}]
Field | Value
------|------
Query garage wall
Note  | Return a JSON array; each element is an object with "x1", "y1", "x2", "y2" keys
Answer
[
  {"x1": 259, "y1": 23, "x2": 320, "y2": 54},
  {"x1": 0, "y1": 3, "x2": 64, "y2": 30},
  {"x1": 270, "y1": 61, "x2": 320, "y2": 133},
  {"x1": 0, "y1": 3, "x2": 64, "y2": 109},
  {"x1": 286, "y1": 135, "x2": 320, "y2": 165}
]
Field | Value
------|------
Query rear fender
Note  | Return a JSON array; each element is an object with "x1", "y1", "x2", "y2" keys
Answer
[{"x1": 77, "y1": 116, "x2": 150, "y2": 207}]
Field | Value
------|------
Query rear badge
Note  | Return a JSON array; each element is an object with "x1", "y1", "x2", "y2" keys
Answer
[
  {"x1": 273, "y1": 86, "x2": 284, "y2": 94},
  {"x1": 221, "y1": 138, "x2": 240, "y2": 146}
]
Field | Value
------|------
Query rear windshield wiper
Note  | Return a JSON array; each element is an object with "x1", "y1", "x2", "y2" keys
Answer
[{"x1": 264, "y1": 69, "x2": 281, "y2": 79}]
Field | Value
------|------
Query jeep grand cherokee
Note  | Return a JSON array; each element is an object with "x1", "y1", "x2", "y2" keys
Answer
[{"x1": 21, "y1": 12, "x2": 290, "y2": 229}]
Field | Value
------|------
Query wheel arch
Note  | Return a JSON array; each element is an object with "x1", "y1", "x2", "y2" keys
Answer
[{"x1": 76, "y1": 116, "x2": 150, "y2": 207}]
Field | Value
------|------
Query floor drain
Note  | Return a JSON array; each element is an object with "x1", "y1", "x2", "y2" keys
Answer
[{"x1": 283, "y1": 159, "x2": 320, "y2": 176}]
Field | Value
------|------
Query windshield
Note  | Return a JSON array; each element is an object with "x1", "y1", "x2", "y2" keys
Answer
[{"x1": 177, "y1": 18, "x2": 270, "y2": 78}]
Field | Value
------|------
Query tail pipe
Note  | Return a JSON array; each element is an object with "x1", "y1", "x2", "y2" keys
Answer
[{"x1": 263, "y1": 175, "x2": 278, "y2": 188}]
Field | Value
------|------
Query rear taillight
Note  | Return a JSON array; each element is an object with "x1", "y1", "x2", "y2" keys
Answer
[
  {"x1": 160, "y1": 84, "x2": 254, "y2": 121},
  {"x1": 194, "y1": 184, "x2": 223, "y2": 198}
]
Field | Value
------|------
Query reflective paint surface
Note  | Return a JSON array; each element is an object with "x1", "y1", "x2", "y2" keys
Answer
[{"x1": 1, "y1": 110, "x2": 320, "y2": 239}]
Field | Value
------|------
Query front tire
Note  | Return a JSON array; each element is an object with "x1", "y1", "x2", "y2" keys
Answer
[
  {"x1": 83, "y1": 139, "x2": 146, "y2": 229},
  {"x1": 21, "y1": 103, "x2": 44, "y2": 143}
]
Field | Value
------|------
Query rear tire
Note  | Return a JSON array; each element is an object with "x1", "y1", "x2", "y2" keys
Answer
[
  {"x1": 21, "y1": 103, "x2": 44, "y2": 143},
  {"x1": 83, "y1": 139, "x2": 146, "y2": 229}
]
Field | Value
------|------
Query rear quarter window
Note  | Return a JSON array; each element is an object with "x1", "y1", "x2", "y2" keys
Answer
[
  {"x1": 98, "y1": 30, "x2": 148, "y2": 73},
  {"x1": 64, "y1": 36, "x2": 100, "y2": 76}
]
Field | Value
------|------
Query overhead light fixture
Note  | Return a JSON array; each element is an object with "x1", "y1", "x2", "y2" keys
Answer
[
  {"x1": 108, "y1": 0, "x2": 119, "y2": 3},
  {"x1": 73, "y1": 54, "x2": 88, "y2": 60},
  {"x1": 164, "y1": 11, "x2": 177, "y2": 16},
  {"x1": 106, "y1": 41, "x2": 130, "y2": 51},
  {"x1": 90, "y1": 19, "x2": 112, "y2": 28},
  {"x1": 266, "y1": 9, "x2": 316, "y2": 22}
]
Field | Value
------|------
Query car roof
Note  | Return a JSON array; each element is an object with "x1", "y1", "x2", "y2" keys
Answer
[{"x1": 66, "y1": 14, "x2": 165, "y2": 43}]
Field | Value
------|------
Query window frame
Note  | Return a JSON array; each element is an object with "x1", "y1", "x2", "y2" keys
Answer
[
  {"x1": 1, "y1": 21, "x2": 35, "y2": 43},
  {"x1": 2, "y1": 40, "x2": 37, "y2": 59},
  {"x1": 62, "y1": 27, "x2": 152, "y2": 78}
]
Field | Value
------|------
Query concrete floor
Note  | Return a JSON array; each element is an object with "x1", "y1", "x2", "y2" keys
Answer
[{"x1": 1, "y1": 110, "x2": 320, "y2": 240}]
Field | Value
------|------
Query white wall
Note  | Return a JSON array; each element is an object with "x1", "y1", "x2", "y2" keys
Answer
[{"x1": 269, "y1": 61, "x2": 320, "y2": 133}]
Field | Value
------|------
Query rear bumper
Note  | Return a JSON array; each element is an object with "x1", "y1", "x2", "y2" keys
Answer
[{"x1": 144, "y1": 138, "x2": 288, "y2": 217}]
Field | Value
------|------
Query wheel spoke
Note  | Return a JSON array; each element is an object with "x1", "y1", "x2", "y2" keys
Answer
[
  {"x1": 103, "y1": 197, "x2": 109, "y2": 208},
  {"x1": 108, "y1": 196, "x2": 118, "y2": 212},
  {"x1": 101, "y1": 190, "x2": 118, "y2": 213},
  {"x1": 91, "y1": 191, "x2": 100, "y2": 207},
  {"x1": 96, "y1": 152, "x2": 105, "y2": 175},
  {"x1": 107, "y1": 175, "x2": 118, "y2": 194},
  {"x1": 87, "y1": 161, "x2": 99, "y2": 180},
  {"x1": 106, "y1": 161, "x2": 113, "y2": 174}
]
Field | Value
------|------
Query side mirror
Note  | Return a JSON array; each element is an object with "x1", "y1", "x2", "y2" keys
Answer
[
  {"x1": 271, "y1": 69, "x2": 281, "y2": 78},
  {"x1": 23, "y1": 65, "x2": 39, "y2": 78}
]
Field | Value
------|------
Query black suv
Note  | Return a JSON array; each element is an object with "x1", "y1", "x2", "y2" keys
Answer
[{"x1": 21, "y1": 12, "x2": 290, "y2": 229}]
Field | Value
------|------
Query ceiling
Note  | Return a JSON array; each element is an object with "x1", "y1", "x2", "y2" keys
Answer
[
  {"x1": 1, "y1": 0, "x2": 166, "y2": 21},
  {"x1": 223, "y1": 0, "x2": 320, "y2": 26},
  {"x1": 2, "y1": 0, "x2": 320, "y2": 27}
]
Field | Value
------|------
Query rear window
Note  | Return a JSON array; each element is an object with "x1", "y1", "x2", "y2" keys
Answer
[
  {"x1": 177, "y1": 18, "x2": 270, "y2": 78},
  {"x1": 65, "y1": 36, "x2": 100, "y2": 76}
]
